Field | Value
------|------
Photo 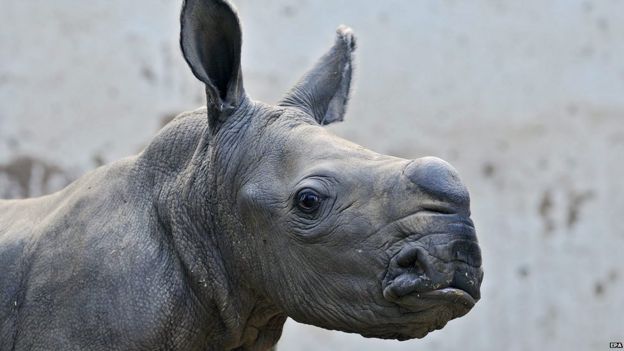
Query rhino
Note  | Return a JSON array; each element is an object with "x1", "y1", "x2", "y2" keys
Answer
[{"x1": 0, "y1": 0, "x2": 483, "y2": 350}]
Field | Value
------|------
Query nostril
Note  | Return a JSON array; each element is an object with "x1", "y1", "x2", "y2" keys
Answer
[
  {"x1": 412, "y1": 261, "x2": 425, "y2": 275},
  {"x1": 396, "y1": 245, "x2": 422, "y2": 268},
  {"x1": 394, "y1": 245, "x2": 440, "y2": 281},
  {"x1": 384, "y1": 245, "x2": 440, "y2": 299},
  {"x1": 397, "y1": 254, "x2": 426, "y2": 275}
]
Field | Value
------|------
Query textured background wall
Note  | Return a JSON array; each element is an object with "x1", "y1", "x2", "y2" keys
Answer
[{"x1": 1, "y1": 0, "x2": 623, "y2": 350}]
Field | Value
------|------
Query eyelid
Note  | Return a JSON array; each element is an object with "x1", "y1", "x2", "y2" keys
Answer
[
  {"x1": 292, "y1": 185, "x2": 327, "y2": 202},
  {"x1": 297, "y1": 188, "x2": 320, "y2": 200},
  {"x1": 295, "y1": 174, "x2": 339, "y2": 186},
  {"x1": 295, "y1": 188, "x2": 325, "y2": 202},
  {"x1": 293, "y1": 175, "x2": 337, "y2": 196}
]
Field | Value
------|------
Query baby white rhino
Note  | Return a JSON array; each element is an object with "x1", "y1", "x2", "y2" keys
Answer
[{"x1": 0, "y1": 0, "x2": 483, "y2": 350}]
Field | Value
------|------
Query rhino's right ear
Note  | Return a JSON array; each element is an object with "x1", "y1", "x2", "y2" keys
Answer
[
  {"x1": 180, "y1": 0, "x2": 245, "y2": 126},
  {"x1": 279, "y1": 26, "x2": 356, "y2": 125}
]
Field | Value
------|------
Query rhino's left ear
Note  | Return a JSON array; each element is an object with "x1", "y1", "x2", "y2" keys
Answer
[
  {"x1": 279, "y1": 26, "x2": 356, "y2": 125},
  {"x1": 180, "y1": 0, "x2": 245, "y2": 125}
]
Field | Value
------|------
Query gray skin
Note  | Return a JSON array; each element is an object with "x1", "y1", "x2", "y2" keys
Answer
[{"x1": 0, "y1": 0, "x2": 483, "y2": 350}]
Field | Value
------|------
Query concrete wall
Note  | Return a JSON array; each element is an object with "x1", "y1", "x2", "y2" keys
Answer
[{"x1": 1, "y1": 0, "x2": 623, "y2": 349}]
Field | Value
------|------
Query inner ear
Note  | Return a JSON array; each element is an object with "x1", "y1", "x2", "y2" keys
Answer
[
  {"x1": 197, "y1": 16, "x2": 241, "y2": 101},
  {"x1": 180, "y1": 0, "x2": 245, "y2": 116}
]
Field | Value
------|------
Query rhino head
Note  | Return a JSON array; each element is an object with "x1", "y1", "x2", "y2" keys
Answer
[{"x1": 177, "y1": 0, "x2": 483, "y2": 343}]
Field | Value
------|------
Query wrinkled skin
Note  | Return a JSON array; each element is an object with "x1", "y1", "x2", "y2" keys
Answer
[{"x1": 0, "y1": 0, "x2": 483, "y2": 350}]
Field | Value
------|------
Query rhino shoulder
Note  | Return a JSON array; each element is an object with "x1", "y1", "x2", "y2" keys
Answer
[{"x1": 0, "y1": 157, "x2": 211, "y2": 349}]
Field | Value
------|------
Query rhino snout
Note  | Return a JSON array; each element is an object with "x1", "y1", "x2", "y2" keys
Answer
[{"x1": 381, "y1": 216, "x2": 483, "y2": 319}]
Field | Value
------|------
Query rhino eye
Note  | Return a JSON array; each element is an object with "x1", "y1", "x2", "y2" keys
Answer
[{"x1": 296, "y1": 189, "x2": 322, "y2": 213}]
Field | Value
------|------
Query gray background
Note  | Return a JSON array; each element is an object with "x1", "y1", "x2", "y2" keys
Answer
[{"x1": 1, "y1": 0, "x2": 623, "y2": 350}]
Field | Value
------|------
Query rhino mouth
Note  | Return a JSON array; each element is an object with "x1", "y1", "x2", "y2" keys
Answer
[
  {"x1": 363, "y1": 286, "x2": 476, "y2": 340},
  {"x1": 375, "y1": 285, "x2": 477, "y2": 340},
  {"x1": 381, "y1": 237, "x2": 482, "y2": 303},
  {"x1": 382, "y1": 284, "x2": 476, "y2": 315},
  {"x1": 386, "y1": 284, "x2": 476, "y2": 330},
  {"x1": 377, "y1": 213, "x2": 483, "y2": 337}
]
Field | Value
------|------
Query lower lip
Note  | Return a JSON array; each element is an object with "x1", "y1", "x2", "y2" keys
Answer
[{"x1": 417, "y1": 288, "x2": 476, "y2": 308}]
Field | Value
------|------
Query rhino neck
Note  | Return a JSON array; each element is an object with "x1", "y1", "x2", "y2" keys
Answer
[{"x1": 137, "y1": 106, "x2": 287, "y2": 349}]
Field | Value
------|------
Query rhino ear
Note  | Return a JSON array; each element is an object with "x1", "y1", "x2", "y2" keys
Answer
[
  {"x1": 180, "y1": 0, "x2": 245, "y2": 126},
  {"x1": 279, "y1": 26, "x2": 356, "y2": 125}
]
